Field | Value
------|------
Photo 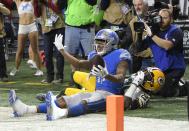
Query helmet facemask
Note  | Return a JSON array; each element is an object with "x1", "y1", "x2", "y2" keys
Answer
[
  {"x1": 94, "y1": 29, "x2": 119, "y2": 56},
  {"x1": 142, "y1": 67, "x2": 165, "y2": 93},
  {"x1": 94, "y1": 39, "x2": 116, "y2": 56}
]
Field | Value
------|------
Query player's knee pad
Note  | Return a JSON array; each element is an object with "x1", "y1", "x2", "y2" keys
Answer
[{"x1": 68, "y1": 99, "x2": 106, "y2": 117}]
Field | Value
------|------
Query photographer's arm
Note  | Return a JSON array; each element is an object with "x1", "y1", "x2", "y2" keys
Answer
[
  {"x1": 144, "y1": 23, "x2": 173, "y2": 50},
  {"x1": 151, "y1": 35, "x2": 173, "y2": 50}
]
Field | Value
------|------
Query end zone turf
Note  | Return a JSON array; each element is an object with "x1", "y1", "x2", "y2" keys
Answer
[{"x1": 0, "y1": 107, "x2": 188, "y2": 131}]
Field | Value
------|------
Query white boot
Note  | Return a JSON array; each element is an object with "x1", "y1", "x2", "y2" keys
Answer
[{"x1": 46, "y1": 91, "x2": 68, "y2": 120}]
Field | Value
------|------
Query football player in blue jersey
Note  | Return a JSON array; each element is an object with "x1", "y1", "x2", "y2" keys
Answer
[{"x1": 9, "y1": 29, "x2": 132, "y2": 120}]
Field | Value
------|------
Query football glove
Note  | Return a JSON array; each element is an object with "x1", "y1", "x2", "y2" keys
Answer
[
  {"x1": 90, "y1": 65, "x2": 108, "y2": 78},
  {"x1": 54, "y1": 34, "x2": 64, "y2": 50},
  {"x1": 132, "y1": 71, "x2": 145, "y2": 86},
  {"x1": 137, "y1": 93, "x2": 150, "y2": 108}
]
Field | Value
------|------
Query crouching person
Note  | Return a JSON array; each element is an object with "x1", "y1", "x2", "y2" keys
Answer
[{"x1": 9, "y1": 29, "x2": 132, "y2": 120}]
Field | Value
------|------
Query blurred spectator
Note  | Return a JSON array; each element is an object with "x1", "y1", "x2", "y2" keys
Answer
[
  {"x1": 34, "y1": 0, "x2": 66, "y2": 83},
  {"x1": 102, "y1": 0, "x2": 133, "y2": 27},
  {"x1": 0, "y1": 0, "x2": 15, "y2": 60},
  {"x1": 100, "y1": 0, "x2": 134, "y2": 49},
  {"x1": 0, "y1": 3, "x2": 10, "y2": 82},
  {"x1": 9, "y1": 0, "x2": 43, "y2": 76},
  {"x1": 63, "y1": 0, "x2": 98, "y2": 84},
  {"x1": 144, "y1": 9, "x2": 187, "y2": 97},
  {"x1": 4, "y1": 14, "x2": 15, "y2": 46},
  {"x1": 122, "y1": 0, "x2": 154, "y2": 73}
]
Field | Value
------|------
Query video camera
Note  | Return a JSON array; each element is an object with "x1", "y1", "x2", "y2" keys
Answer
[
  {"x1": 134, "y1": 1, "x2": 180, "y2": 33},
  {"x1": 134, "y1": 11, "x2": 162, "y2": 33}
]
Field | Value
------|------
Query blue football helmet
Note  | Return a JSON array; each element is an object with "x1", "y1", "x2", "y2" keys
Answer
[{"x1": 94, "y1": 29, "x2": 119, "y2": 55}]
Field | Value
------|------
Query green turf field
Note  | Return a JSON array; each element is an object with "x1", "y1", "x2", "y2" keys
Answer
[{"x1": 0, "y1": 58, "x2": 188, "y2": 121}]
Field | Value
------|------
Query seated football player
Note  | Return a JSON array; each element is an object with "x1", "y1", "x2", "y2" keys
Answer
[
  {"x1": 9, "y1": 29, "x2": 132, "y2": 120},
  {"x1": 65, "y1": 66, "x2": 165, "y2": 110}
]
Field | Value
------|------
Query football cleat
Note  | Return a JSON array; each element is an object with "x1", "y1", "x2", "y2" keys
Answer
[
  {"x1": 9, "y1": 90, "x2": 17, "y2": 106},
  {"x1": 36, "y1": 93, "x2": 46, "y2": 102},
  {"x1": 46, "y1": 91, "x2": 67, "y2": 121},
  {"x1": 46, "y1": 91, "x2": 56, "y2": 120}
]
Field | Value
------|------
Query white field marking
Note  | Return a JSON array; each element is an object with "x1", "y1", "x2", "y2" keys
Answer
[
  {"x1": 0, "y1": 88, "x2": 19, "y2": 91},
  {"x1": 0, "y1": 107, "x2": 188, "y2": 131},
  {"x1": 24, "y1": 83, "x2": 50, "y2": 86},
  {"x1": 150, "y1": 97, "x2": 187, "y2": 102},
  {"x1": 0, "y1": 82, "x2": 16, "y2": 84}
]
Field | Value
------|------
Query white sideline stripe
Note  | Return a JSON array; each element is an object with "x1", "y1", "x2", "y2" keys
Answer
[
  {"x1": 150, "y1": 97, "x2": 187, "y2": 102},
  {"x1": 0, "y1": 107, "x2": 188, "y2": 131}
]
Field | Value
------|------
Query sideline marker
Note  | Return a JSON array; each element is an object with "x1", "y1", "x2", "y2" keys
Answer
[
  {"x1": 188, "y1": 84, "x2": 189, "y2": 121},
  {"x1": 107, "y1": 95, "x2": 124, "y2": 131}
]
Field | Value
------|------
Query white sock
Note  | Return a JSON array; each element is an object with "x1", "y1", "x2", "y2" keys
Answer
[
  {"x1": 13, "y1": 99, "x2": 37, "y2": 116},
  {"x1": 27, "y1": 105, "x2": 37, "y2": 114}
]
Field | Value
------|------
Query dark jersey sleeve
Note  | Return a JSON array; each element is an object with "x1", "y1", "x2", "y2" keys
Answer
[{"x1": 167, "y1": 28, "x2": 184, "y2": 53}]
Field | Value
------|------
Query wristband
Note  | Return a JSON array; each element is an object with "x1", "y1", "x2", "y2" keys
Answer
[{"x1": 124, "y1": 84, "x2": 137, "y2": 98}]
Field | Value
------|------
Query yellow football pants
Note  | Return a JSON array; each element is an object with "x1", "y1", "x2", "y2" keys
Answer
[{"x1": 64, "y1": 71, "x2": 96, "y2": 96}]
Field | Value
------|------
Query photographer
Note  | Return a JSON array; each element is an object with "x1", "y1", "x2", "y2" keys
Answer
[
  {"x1": 122, "y1": 0, "x2": 154, "y2": 73},
  {"x1": 144, "y1": 9, "x2": 186, "y2": 97}
]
